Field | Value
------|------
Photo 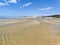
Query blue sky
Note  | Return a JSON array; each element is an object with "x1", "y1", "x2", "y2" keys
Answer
[{"x1": 0, "y1": 0, "x2": 60, "y2": 17}]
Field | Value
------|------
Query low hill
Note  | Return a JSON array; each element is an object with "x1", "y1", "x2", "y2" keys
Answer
[{"x1": 47, "y1": 15, "x2": 60, "y2": 18}]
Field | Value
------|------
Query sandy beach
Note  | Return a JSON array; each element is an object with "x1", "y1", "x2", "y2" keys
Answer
[{"x1": 0, "y1": 18, "x2": 60, "y2": 45}]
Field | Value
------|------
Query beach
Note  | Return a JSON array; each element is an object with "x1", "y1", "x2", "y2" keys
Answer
[{"x1": 0, "y1": 18, "x2": 60, "y2": 45}]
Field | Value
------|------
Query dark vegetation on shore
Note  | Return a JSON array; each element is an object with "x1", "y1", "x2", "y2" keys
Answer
[{"x1": 47, "y1": 14, "x2": 60, "y2": 18}]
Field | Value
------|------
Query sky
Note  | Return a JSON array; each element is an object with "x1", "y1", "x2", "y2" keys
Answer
[{"x1": 0, "y1": 0, "x2": 60, "y2": 18}]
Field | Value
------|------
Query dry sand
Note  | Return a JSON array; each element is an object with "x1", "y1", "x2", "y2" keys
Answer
[{"x1": 0, "y1": 18, "x2": 60, "y2": 45}]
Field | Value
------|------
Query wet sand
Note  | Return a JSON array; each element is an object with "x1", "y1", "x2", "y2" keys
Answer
[{"x1": 0, "y1": 18, "x2": 60, "y2": 45}]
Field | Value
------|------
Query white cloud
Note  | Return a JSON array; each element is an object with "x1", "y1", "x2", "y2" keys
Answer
[
  {"x1": 0, "y1": 2, "x2": 8, "y2": 6},
  {"x1": 0, "y1": 0, "x2": 17, "y2": 6},
  {"x1": 8, "y1": 0, "x2": 17, "y2": 3},
  {"x1": 0, "y1": 3, "x2": 5, "y2": 5},
  {"x1": 38, "y1": 7, "x2": 52, "y2": 11},
  {"x1": 20, "y1": 2, "x2": 32, "y2": 8}
]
